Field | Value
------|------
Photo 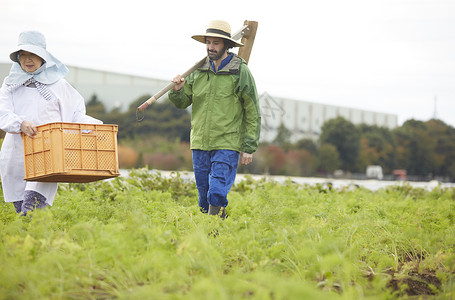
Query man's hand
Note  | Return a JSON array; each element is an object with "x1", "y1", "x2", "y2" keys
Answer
[
  {"x1": 21, "y1": 120, "x2": 38, "y2": 137},
  {"x1": 171, "y1": 75, "x2": 185, "y2": 91},
  {"x1": 240, "y1": 152, "x2": 253, "y2": 166}
]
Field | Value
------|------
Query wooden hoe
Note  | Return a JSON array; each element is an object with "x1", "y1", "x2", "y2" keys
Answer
[{"x1": 136, "y1": 20, "x2": 258, "y2": 121}]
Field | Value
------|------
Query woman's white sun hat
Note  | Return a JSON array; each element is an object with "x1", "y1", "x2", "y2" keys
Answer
[
  {"x1": 5, "y1": 30, "x2": 68, "y2": 85},
  {"x1": 10, "y1": 31, "x2": 50, "y2": 62},
  {"x1": 192, "y1": 20, "x2": 244, "y2": 47}
]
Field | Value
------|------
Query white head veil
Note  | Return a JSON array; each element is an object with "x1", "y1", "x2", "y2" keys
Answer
[{"x1": 4, "y1": 31, "x2": 69, "y2": 85}]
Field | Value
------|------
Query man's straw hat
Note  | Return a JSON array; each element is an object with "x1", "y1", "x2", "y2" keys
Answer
[{"x1": 192, "y1": 20, "x2": 243, "y2": 47}]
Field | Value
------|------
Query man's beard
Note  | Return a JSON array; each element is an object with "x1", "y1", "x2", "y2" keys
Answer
[
  {"x1": 207, "y1": 45, "x2": 228, "y2": 61},
  {"x1": 207, "y1": 50, "x2": 223, "y2": 61}
]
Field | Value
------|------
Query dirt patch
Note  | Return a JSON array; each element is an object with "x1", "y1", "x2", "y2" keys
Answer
[{"x1": 386, "y1": 269, "x2": 441, "y2": 296}]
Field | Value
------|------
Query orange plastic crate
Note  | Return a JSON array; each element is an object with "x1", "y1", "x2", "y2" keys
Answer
[{"x1": 22, "y1": 122, "x2": 120, "y2": 183}]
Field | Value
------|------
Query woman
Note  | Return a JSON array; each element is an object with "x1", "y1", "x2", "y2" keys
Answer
[{"x1": 0, "y1": 31, "x2": 102, "y2": 215}]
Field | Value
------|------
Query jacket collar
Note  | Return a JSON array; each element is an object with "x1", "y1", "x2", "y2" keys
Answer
[{"x1": 200, "y1": 53, "x2": 242, "y2": 74}]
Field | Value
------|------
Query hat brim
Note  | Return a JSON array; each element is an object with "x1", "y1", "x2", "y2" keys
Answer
[
  {"x1": 10, "y1": 44, "x2": 48, "y2": 62},
  {"x1": 192, "y1": 33, "x2": 243, "y2": 47}
]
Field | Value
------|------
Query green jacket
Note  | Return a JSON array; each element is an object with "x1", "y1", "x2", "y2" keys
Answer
[{"x1": 168, "y1": 54, "x2": 261, "y2": 154}]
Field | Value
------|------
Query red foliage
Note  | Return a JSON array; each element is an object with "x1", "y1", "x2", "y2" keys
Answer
[
  {"x1": 118, "y1": 145, "x2": 139, "y2": 168},
  {"x1": 285, "y1": 149, "x2": 314, "y2": 176},
  {"x1": 143, "y1": 153, "x2": 181, "y2": 170},
  {"x1": 263, "y1": 145, "x2": 287, "y2": 175}
]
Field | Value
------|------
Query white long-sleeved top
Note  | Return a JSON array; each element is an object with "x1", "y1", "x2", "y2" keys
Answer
[{"x1": 0, "y1": 78, "x2": 102, "y2": 205}]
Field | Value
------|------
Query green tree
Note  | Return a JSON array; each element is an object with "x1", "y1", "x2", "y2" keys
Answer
[
  {"x1": 317, "y1": 143, "x2": 340, "y2": 173},
  {"x1": 357, "y1": 124, "x2": 397, "y2": 174},
  {"x1": 119, "y1": 95, "x2": 191, "y2": 142},
  {"x1": 320, "y1": 117, "x2": 360, "y2": 172},
  {"x1": 425, "y1": 119, "x2": 455, "y2": 179},
  {"x1": 86, "y1": 94, "x2": 107, "y2": 120},
  {"x1": 273, "y1": 122, "x2": 292, "y2": 149},
  {"x1": 393, "y1": 119, "x2": 436, "y2": 178},
  {"x1": 295, "y1": 138, "x2": 318, "y2": 155}
]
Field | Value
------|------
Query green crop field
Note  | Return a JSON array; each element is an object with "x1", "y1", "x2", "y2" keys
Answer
[{"x1": 0, "y1": 169, "x2": 454, "y2": 299}]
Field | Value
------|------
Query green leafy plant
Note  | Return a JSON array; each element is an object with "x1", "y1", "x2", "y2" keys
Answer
[{"x1": 0, "y1": 170, "x2": 453, "y2": 299}]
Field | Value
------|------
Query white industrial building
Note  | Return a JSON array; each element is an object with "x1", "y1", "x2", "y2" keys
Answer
[
  {"x1": 260, "y1": 92, "x2": 398, "y2": 142},
  {"x1": 1, "y1": 62, "x2": 397, "y2": 143}
]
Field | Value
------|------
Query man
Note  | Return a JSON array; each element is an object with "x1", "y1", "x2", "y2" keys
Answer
[{"x1": 169, "y1": 20, "x2": 261, "y2": 218}]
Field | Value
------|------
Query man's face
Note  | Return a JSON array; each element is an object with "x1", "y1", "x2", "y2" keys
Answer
[
  {"x1": 206, "y1": 37, "x2": 227, "y2": 61},
  {"x1": 18, "y1": 50, "x2": 44, "y2": 73}
]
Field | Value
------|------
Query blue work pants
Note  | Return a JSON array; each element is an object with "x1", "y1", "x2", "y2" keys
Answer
[{"x1": 192, "y1": 149, "x2": 239, "y2": 213}]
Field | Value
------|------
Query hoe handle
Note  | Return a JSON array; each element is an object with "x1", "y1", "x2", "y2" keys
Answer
[{"x1": 137, "y1": 57, "x2": 206, "y2": 111}]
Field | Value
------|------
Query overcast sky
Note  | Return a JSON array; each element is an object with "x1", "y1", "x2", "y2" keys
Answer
[{"x1": 1, "y1": 0, "x2": 454, "y2": 127}]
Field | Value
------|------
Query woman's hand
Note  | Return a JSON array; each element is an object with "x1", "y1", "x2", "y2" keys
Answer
[{"x1": 21, "y1": 120, "x2": 38, "y2": 137}]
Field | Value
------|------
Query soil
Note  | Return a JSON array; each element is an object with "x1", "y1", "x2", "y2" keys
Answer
[{"x1": 386, "y1": 267, "x2": 441, "y2": 296}]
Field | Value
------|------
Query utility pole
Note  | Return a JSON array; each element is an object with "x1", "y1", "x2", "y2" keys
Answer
[{"x1": 433, "y1": 96, "x2": 438, "y2": 120}]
